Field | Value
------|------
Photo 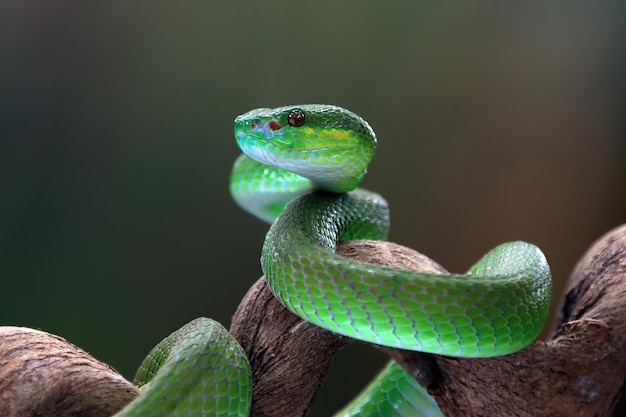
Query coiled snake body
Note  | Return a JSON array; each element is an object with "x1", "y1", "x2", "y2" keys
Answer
[{"x1": 116, "y1": 104, "x2": 552, "y2": 416}]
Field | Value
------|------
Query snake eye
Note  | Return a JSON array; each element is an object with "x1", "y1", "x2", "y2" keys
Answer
[{"x1": 287, "y1": 109, "x2": 306, "y2": 127}]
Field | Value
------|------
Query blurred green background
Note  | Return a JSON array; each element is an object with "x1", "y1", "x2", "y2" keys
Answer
[{"x1": 1, "y1": 1, "x2": 625, "y2": 415}]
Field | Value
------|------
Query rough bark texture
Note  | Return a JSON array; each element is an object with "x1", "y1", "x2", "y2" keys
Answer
[
  {"x1": 0, "y1": 326, "x2": 138, "y2": 417},
  {"x1": 230, "y1": 276, "x2": 350, "y2": 417},
  {"x1": 1, "y1": 224, "x2": 625, "y2": 416}
]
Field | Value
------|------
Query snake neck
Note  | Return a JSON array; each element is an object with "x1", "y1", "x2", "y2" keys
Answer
[
  {"x1": 230, "y1": 155, "x2": 316, "y2": 224},
  {"x1": 262, "y1": 190, "x2": 390, "y2": 255}
]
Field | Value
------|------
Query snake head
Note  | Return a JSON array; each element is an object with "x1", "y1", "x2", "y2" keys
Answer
[{"x1": 234, "y1": 104, "x2": 377, "y2": 193}]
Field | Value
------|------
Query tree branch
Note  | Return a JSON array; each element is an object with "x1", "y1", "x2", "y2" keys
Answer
[
  {"x1": 0, "y1": 326, "x2": 137, "y2": 417},
  {"x1": 1, "y1": 225, "x2": 625, "y2": 416}
]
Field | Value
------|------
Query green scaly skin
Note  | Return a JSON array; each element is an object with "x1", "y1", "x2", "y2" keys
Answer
[
  {"x1": 334, "y1": 362, "x2": 443, "y2": 417},
  {"x1": 231, "y1": 104, "x2": 552, "y2": 416},
  {"x1": 114, "y1": 318, "x2": 252, "y2": 417}
]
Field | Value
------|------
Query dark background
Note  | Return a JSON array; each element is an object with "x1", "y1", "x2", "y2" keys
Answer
[{"x1": 1, "y1": 2, "x2": 625, "y2": 415}]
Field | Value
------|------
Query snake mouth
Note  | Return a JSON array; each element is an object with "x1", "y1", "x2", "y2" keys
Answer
[
  {"x1": 236, "y1": 133, "x2": 280, "y2": 166},
  {"x1": 235, "y1": 128, "x2": 350, "y2": 167}
]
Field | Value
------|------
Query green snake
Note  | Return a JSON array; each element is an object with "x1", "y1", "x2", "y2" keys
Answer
[{"x1": 114, "y1": 104, "x2": 552, "y2": 416}]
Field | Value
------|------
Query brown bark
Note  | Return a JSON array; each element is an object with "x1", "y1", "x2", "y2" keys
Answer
[
  {"x1": 0, "y1": 326, "x2": 138, "y2": 417},
  {"x1": 1, "y1": 224, "x2": 625, "y2": 416}
]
